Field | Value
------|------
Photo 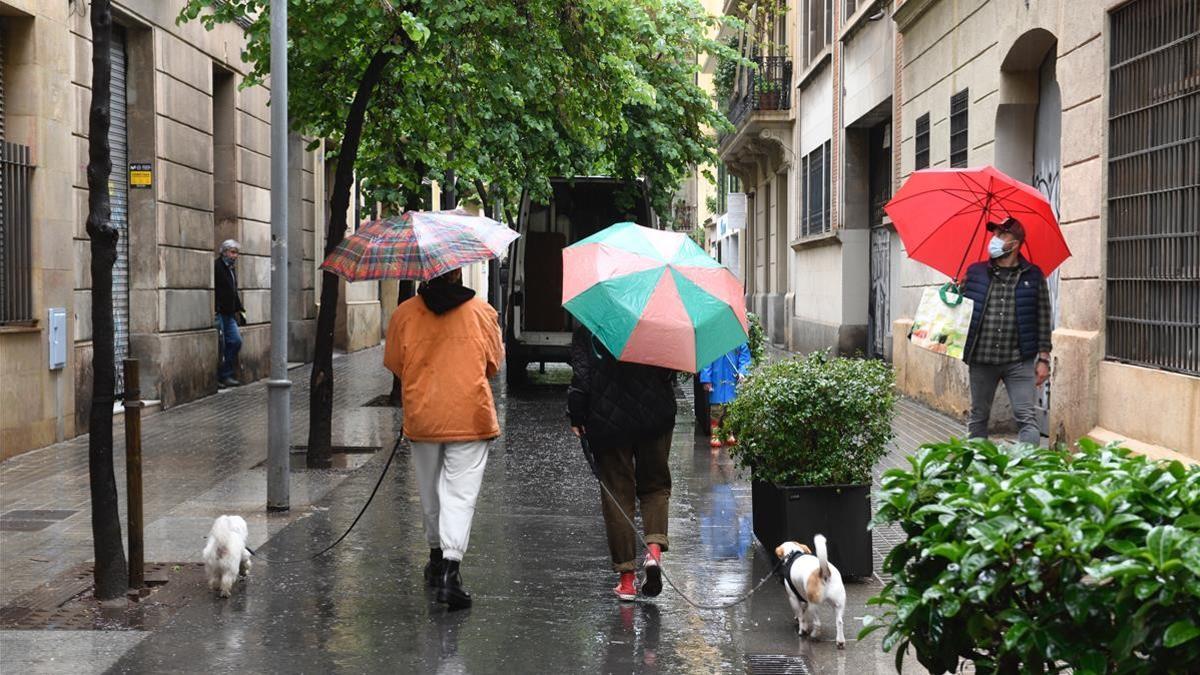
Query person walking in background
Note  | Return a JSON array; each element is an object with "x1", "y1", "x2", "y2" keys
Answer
[
  {"x1": 699, "y1": 342, "x2": 751, "y2": 448},
  {"x1": 568, "y1": 325, "x2": 677, "y2": 602},
  {"x1": 213, "y1": 239, "x2": 246, "y2": 388},
  {"x1": 384, "y1": 267, "x2": 503, "y2": 610},
  {"x1": 961, "y1": 217, "x2": 1052, "y2": 445}
]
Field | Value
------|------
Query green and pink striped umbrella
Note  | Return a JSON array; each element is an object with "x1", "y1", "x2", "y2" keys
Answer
[{"x1": 562, "y1": 221, "x2": 748, "y2": 373}]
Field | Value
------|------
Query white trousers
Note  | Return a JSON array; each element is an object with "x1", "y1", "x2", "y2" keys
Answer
[{"x1": 410, "y1": 440, "x2": 490, "y2": 561}]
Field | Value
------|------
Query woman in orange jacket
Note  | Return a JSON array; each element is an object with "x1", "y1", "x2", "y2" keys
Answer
[{"x1": 384, "y1": 268, "x2": 503, "y2": 610}]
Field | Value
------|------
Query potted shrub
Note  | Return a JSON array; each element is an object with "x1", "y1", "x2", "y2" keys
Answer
[
  {"x1": 756, "y1": 77, "x2": 782, "y2": 110},
  {"x1": 863, "y1": 439, "x2": 1200, "y2": 674},
  {"x1": 723, "y1": 352, "x2": 896, "y2": 577}
]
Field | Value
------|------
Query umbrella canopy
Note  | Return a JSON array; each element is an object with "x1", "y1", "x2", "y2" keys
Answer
[
  {"x1": 885, "y1": 166, "x2": 1070, "y2": 281},
  {"x1": 562, "y1": 222, "x2": 748, "y2": 373},
  {"x1": 320, "y1": 209, "x2": 518, "y2": 282}
]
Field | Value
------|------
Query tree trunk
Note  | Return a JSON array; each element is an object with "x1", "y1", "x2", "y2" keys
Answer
[
  {"x1": 307, "y1": 45, "x2": 398, "y2": 468},
  {"x1": 386, "y1": 170, "x2": 424, "y2": 408},
  {"x1": 85, "y1": 0, "x2": 128, "y2": 602}
]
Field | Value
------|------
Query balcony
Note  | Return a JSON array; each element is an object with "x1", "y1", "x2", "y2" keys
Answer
[
  {"x1": 719, "y1": 56, "x2": 794, "y2": 181},
  {"x1": 724, "y1": 56, "x2": 793, "y2": 133}
]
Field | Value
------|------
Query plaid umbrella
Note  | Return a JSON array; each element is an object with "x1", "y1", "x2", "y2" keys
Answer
[{"x1": 320, "y1": 209, "x2": 519, "y2": 282}]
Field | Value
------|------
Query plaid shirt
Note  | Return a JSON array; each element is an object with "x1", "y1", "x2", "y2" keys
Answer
[{"x1": 969, "y1": 263, "x2": 1052, "y2": 365}]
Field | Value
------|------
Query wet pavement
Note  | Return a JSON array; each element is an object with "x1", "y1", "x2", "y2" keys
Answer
[{"x1": 1, "y1": 349, "x2": 963, "y2": 673}]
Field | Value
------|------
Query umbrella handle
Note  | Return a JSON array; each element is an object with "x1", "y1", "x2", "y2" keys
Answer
[{"x1": 939, "y1": 281, "x2": 965, "y2": 307}]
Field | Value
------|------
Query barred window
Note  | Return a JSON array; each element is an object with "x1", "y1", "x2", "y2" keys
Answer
[
  {"x1": 800, "y1": 141, "x2": 832, "y2": 237},
  {"x1": 915, "y1": 113, "x2": 930, "y2": 170},
  {"x1": 950, "y1": 89, "x2": 969, "y2": 168},
  {"x1": 1105, "y1": 0, "x2": 1199, "y2": 376}
]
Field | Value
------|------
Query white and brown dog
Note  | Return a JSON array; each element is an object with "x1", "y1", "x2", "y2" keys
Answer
[{"x1": 776, "y1": 535, "x2": 847, "y2": 648}]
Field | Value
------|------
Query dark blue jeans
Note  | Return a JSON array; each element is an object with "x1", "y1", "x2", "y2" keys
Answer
[{"x1": 216, "y1": 313, "x2": 242, "y2": 381}]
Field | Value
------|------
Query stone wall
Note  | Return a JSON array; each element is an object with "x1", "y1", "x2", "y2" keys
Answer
[
  {"x1": 892, "y1": 0, "x2": 1198, "y2": 459},
  {"x1": 0, "y1": 0, "x2": 326, "y2": 458}
]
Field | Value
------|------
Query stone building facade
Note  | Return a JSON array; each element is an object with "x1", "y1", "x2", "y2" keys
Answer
[
  {"x1": 713, "y1": 0, "x2": 1198, "y2": 460},
  {"x1": 0, "y1": 0, "x2": 328, "y2": 459},
  {"x1": 891, "y1": 0, "x2": 1198, "y2": 461}
]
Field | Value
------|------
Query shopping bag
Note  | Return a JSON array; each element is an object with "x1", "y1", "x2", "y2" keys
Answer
[{"x1": 909, "y1": 283, "x2": 973, "y2": 360}]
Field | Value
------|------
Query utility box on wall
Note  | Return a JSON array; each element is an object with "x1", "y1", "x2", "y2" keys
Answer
[{"x1": 48, "y1": 308, "x2": 67, "y2": 370}]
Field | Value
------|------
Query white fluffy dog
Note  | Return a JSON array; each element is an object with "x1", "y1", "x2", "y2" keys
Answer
[
  {"x1": 202, "y1": 515, "x2": 252, "y2": 598},
  {"x1": 776, "y1": 535, "x2": 847, "y2": 648}
]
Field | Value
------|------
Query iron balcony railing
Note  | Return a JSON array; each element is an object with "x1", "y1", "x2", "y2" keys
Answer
[
  {"x1": 0, "y1": 141, "x2": 34, "y2": 325},
  {"x1": 725, "y1": 56, "x2": 793, "y2": 131}
]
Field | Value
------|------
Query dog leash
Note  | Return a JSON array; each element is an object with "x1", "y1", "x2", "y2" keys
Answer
[
  {"x1": 582, "y1": 435, "x2": 788, "y2": 613},
  {"x1": 244, "y1": 436, "x2": 402, "y2": 564}
]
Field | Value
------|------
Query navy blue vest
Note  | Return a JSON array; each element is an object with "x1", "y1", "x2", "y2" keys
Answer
[{"x1": 961, "y1": 258, "x2": 1044, "y2": 362}]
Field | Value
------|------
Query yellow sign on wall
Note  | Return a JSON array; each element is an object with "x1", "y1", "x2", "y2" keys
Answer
[{"x1": 129, "y1": 162, "x2": 152, "y2": 189}]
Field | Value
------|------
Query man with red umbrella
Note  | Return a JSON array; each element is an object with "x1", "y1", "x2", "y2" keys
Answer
[
  {"x1": 960, "y1": 217, "x2": 1052, "y2": 445},
  {"x1": 885, "y1": 166, "x2": 1068, "y2": 446}
]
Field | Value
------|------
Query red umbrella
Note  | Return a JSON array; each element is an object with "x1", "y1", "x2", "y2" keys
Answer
[{"x1": 885, "y1": 166, "x2": 1070, "y2": 282}]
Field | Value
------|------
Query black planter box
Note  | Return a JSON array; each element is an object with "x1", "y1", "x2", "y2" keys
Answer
[{"x1": 751, "y1": 480, "x2": 873, "y2": 578}]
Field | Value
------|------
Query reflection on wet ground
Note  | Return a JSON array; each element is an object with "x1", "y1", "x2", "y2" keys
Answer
[{"x1": 105, "y1": 374, "x2": 926, "y2": 674}]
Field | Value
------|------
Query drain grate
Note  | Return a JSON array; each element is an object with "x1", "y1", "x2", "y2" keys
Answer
[
  {"x1": 746, "y1": 654, "x2": 813, "y2": 675},
  {"x1": 0, "y1": 562, "x2": 205, "y2": 631},
  {"x1": 0, "y1": 509, "x2": 78, "y2": 532}
]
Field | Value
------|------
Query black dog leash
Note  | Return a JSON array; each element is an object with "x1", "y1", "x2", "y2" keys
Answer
[
  {"x1": 244, "y1": 436, "x2": 402, "y2": 564},
  {"x1": 580, "y1": 434, "x2": 788, "y2": 613}
]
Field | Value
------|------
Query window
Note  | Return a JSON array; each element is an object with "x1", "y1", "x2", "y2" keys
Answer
[
  {"x1": 1105, "y1": 0, "x2": 1200, "y2": 376},
  {"x1": 950, "y1": 89, "x2": 969, "y2": 168},
  {"x1": 914, "y1": 113, "x2": 930, "y2": 170},
  {"x1": 0, "y1": 19, "x2": 35, "y2": 325},
  {"x1": 804, "y1": 0, "x2": 833, "y2": 67},
  {"x1": 800, "y1": 141, "x2": 832, "y2": 237},
  {"x1": 846, "y1": 0, "x2": 860, "y2": 19}
]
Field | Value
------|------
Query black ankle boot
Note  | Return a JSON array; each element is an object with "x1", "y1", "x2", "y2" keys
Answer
[
  {"x1": 437, "y1": 559, "x2": 472, "y2": 610},
  {"x1": 424, "y1": 548, "x2": 444, "y2": 587}
]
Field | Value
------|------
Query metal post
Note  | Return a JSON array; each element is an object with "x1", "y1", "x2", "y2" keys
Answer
[
  {"x1": 266, "y1": 0, "x2": 291, "y2": 511},
  {"x1": 123, "y1": 358, "x2": 144, "y2": 589}
]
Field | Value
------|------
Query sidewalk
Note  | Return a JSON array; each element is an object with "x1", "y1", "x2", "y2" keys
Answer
[
  {"x1": 1, "y1": 347, "x2": 965, "y2": 673},
  {"x1": 0, "y1": 349, "x2": 402, "y2": 606}
]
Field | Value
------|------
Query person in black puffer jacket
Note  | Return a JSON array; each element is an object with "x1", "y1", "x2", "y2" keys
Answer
[{"x1": 567, "y1": 325, "x2": 676, "y2": 601}]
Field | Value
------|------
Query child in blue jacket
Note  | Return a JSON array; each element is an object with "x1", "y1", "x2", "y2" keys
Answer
[{"x1": 698, "y1": 342, "x2": 752, "y2": 448}]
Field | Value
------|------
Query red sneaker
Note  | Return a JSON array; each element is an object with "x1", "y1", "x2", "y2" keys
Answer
[
  {"x1": 613, "y1": 571, "x2": 637, "y2": 601},
  {"x1": 642, "y1": 544, "x2": 663, "y2": 597}
]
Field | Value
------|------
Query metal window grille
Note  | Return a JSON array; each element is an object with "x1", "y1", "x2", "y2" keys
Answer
[
  {"x1": 915, "y1": 113, "x2": 930, "y2": 170},
  {"x1": 950, "y1": 89, "x2": 969, "y2": 168},
  {"x1": 1106, "y1": 0, "x2": 1199, "y2": 376},
  {"x1": 801, "y1": 141, "x2": 832, "y2": 237},
  {"x1": 1, "y1": 142, "x2": 33, "y2": 324}
]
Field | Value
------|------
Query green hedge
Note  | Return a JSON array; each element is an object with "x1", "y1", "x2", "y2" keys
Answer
[
  {"x1": 863, "y1": 439, "x2": 1200, "y2": 674},
  {"x1": 723, "y1": 352, "x2": 895, "y2": 486}
]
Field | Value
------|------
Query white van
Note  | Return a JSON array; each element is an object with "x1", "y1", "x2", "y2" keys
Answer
[{"x1": 504, "y1": 177, "x2": 655, "y2": 384}]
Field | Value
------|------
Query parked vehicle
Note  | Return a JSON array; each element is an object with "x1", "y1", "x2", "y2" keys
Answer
[{"x1": 505, "y1": 178, "x2": 654, "y2": 384}]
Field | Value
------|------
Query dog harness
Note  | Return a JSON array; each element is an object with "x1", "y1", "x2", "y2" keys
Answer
[{"x1": 778, "y1": 550, "x2": 807, "y2": 603}]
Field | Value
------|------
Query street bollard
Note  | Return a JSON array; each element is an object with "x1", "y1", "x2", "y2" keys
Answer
[{"x1": 123, "y1": 358, "x2": 144, "y2": 589}]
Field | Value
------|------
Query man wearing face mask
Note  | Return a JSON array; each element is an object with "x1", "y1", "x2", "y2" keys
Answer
[{"x1": 960, "y1": 217, "x2": 1052, "y2": 445}]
